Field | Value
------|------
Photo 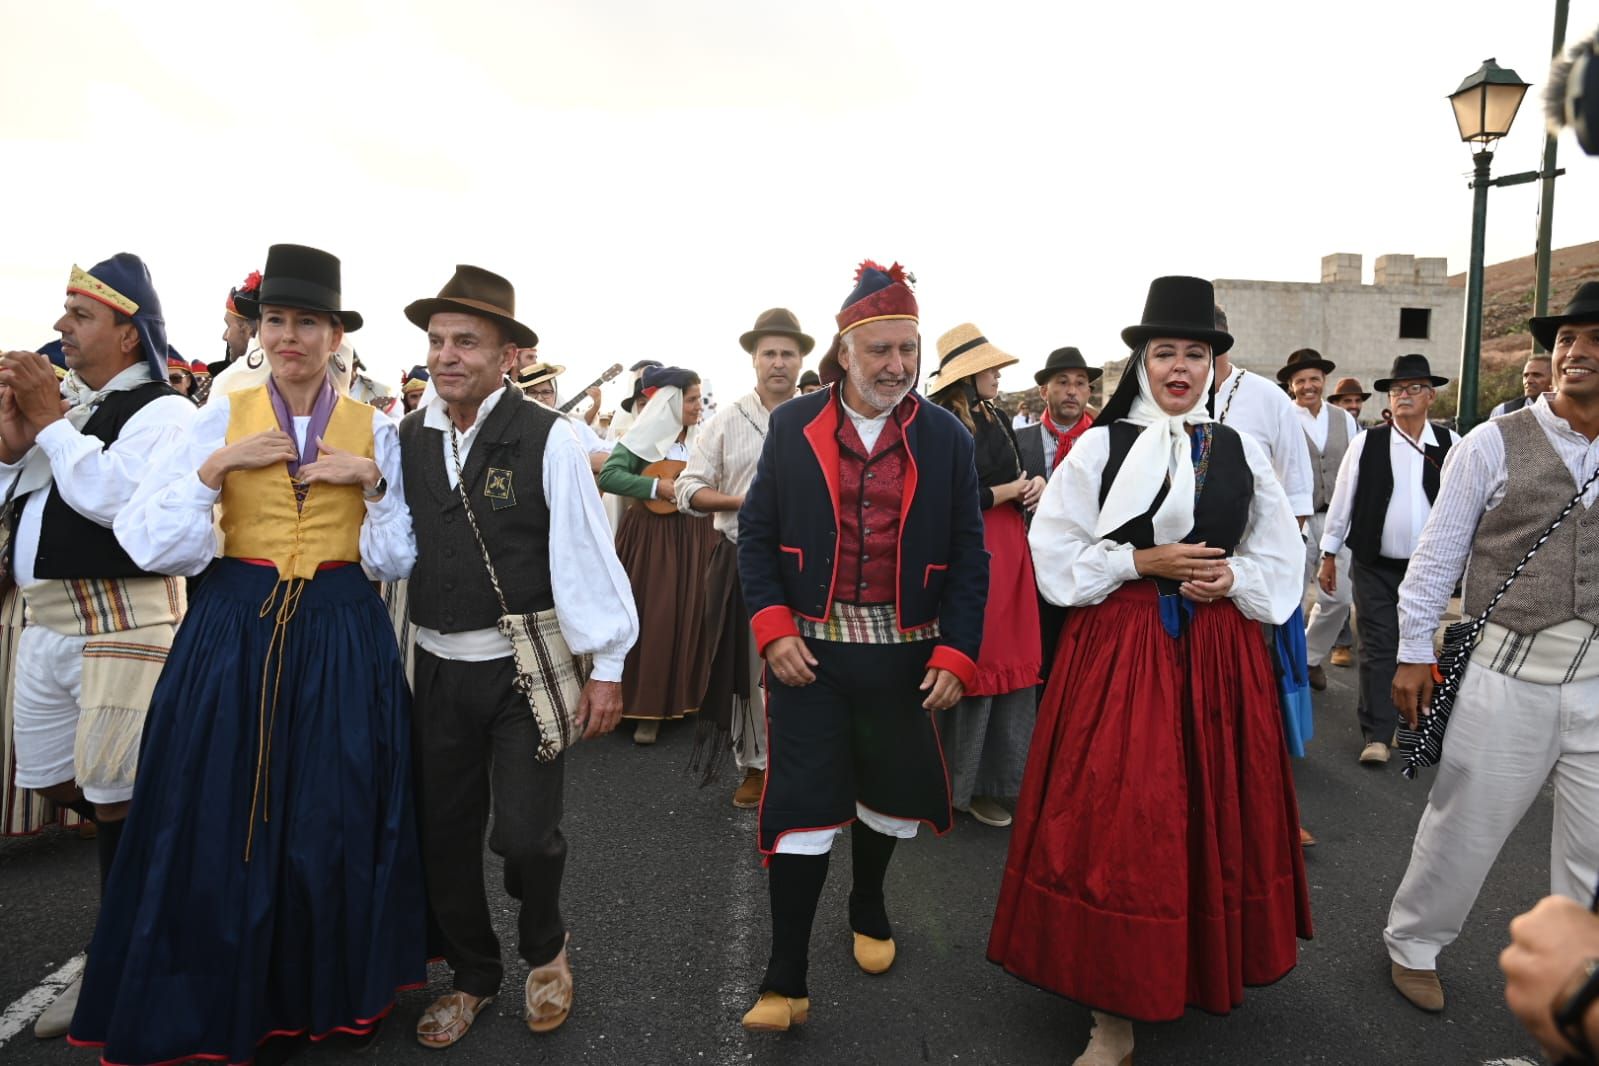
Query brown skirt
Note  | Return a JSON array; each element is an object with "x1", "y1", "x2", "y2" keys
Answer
[{"x1": 614, "y1": 505, "x2": 716, "y2": 720}]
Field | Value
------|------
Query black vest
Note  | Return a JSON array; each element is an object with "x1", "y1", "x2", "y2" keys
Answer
[
  {"x1": 1346, "y1": 423, "x2": 1453, "y2": 566},
  {"x1": 1097, "y1": 422, "x2": 1253, "y2": 597},
  {"x1": 400, "y1": 387, "x2": 559, "y2": 632},
  {"x1": 30, "y1": 381, "x2": 179, "y2": 580}
]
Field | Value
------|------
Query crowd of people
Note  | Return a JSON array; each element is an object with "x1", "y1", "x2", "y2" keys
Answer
[{"x1": 0, "y1": 247, "x2": 1595, "y2": 1065}]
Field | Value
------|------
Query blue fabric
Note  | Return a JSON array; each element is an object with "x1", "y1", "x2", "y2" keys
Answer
[
  {"x1": 36, "y1": 339, "x2": 66, "y2": 369},
  {"x1": 840, "y1": 265, "x2": 898, "y2": 309},
  {"x1": 1155, "y1": 428, "x2": 1213, "y2": 639},
  {"x1": 641, "y1": 365, "x2": 696, "y2": 391},
  {"x1": 84, "y1": 252, "x2": 170, "y2": 383},
  {"x1": 72, "y1": 559, "x2": 426, "y2": 1064},
  {"x1": 1270, "y1": 608, "x2": 1314, "y2": 758}
]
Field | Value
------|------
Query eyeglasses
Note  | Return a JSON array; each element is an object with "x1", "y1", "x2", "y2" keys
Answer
[
  {"x1": 1386, "y1": 382, "x2": 1430, "y2": 397},
  {"x1": 168, "y1": 373, "x2": 188, "y2": 385}
]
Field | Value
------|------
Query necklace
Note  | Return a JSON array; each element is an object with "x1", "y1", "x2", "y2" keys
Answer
[{"x1": 1218, "y1": 368, "x2": 1245, "y2": 424}]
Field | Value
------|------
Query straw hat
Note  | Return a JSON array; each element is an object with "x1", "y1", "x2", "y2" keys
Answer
[{"x1": 929, "y1": 323, "x2": 1018, "y2": 391}]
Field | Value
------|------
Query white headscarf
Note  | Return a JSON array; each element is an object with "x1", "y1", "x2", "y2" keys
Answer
[
  {"x1": 619, "y1": 384, "x2": 696, "y2": 462},
  {"x1": 1093, "y1": 349, "x2": 1216, "y2": 544}
]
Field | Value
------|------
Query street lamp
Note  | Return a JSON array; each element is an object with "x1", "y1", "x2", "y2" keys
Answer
[{"x1": 1448, "y1": 58, "x2": 1531, "y2": 431}]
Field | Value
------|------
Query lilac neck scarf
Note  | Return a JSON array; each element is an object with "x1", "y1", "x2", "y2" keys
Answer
[{"x1": 266, "y1": 373, "x2": 338, "y2": 477}]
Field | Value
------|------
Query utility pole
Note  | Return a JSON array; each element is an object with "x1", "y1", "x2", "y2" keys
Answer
[{"x1": 1532, "y1": 0, "x2": 1571, "y2": 349}]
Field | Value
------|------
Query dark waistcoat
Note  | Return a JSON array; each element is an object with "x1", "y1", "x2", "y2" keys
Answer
[
  {"x1": 1346, "y1": 423, "x2": 1452, "y2": 566},
  {"x1": 1097, "y1": 421, "x2": 1252, "y2": 598},
  {"x1": 400, "y1": 387, "x2": 558, "y2": 632},
  {"x1": 31, "y1": 381, "x2": 178, "y2": 580}
]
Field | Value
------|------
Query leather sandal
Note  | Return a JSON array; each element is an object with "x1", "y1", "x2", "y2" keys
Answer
[
  {"x1": 525, "y1": 934, "x2": 573, "y2": 1033},
  {"x1": 416, "y1": 991, "x2": 494, "y2": 1049}
]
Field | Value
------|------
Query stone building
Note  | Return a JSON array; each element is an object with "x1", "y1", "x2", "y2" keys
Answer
[{"x1": 1101, "y1": 254, "x2": 1464, "y2": 424}]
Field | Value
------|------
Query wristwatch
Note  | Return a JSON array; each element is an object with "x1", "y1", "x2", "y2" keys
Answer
[
  {"x1": 362, "y1": 475, "x2": 388, "y2": 501},
  {"x1": 1553, "y1": 956, "x2": 1599, "y2": 1064}
]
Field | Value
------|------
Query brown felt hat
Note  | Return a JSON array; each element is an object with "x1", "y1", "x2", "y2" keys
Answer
[
  {"x1": 1329, "y1": 376, "x2": 1371, "y2": 401},
  {"x1": 740, "y1": 307, "x2": 814, "y2": 355},
  {"x1": 404, "y1": 265, "x2": 538, "y2": 348},
  {"x1": 1276, "y1": 347, "x2": 1337, "y2": 384}
]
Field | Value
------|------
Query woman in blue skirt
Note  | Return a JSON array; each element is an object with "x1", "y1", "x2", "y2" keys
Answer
[{"x1": 70, "y1": 245, "x2": 424, "y2": 1065}]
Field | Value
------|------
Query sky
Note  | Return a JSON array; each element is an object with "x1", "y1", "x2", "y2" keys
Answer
[{"x1": 2, "y1": 0, "x2": 1597, "y2": 408}]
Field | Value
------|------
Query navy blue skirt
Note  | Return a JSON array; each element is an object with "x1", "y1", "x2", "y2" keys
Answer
[{"x1": 70, "y1": 559, "x2": 426, "y2": 1065}]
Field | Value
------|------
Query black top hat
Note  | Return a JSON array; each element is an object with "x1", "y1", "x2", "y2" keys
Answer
[
  {"x1": 1529, "y1": 280, "x2": 1599, "y2": 351},
  {"x1": 233, "y1": 244, "x2": 363, "y2": 331},
  {"x1": 1276, "y1": 347, "x2": 1337, "y2": 384},
  {"x1": 1120, "y1": 276, "x2": 1233, "y2": 356},
  {"x1": 1034, "y1": 346, "x2": 1103, "y2": 387},
  {"x1": 405, "y1": 265, "x2": 537, "y2": 349},
  {"x1": 1373, "y1": 353, "x2": 1449, "y2": 393},
  {"x1": 740, "y1": 308, "x2": 815, "y2": 355}
]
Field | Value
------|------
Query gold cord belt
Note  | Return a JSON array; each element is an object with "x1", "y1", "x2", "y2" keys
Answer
[{"x1": 243, "y1": 577, "x2": 306, "y2": 862}]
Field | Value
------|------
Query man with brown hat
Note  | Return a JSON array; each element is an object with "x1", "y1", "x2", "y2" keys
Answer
[
  {"x1": 675, "y1": 308, "x2": 812, "y2": 806},
  {"x1": 399, "y1": 264, "x2": 639, "y2": 1048},
  {"x1": 1328, "y1": 376, "x2": 1371, "y2": 423},
  {"x1": 1278, "y1": 348, "x2": 1360, "y2": 689}
]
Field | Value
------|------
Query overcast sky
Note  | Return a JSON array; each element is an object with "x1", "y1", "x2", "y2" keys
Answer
[{"x1": 2, "y1": 0, "x2": 1595, "y2": 405}]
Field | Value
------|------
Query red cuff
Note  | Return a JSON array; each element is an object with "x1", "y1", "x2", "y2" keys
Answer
[
  {"x1": 751, "y1": 605, "x2": 800, "y2": 655},
  {"x1": 925, "y1": 644, "x2": 977, "y2": 690}
]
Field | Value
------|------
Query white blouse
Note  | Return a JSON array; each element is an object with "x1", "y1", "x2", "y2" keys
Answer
[
  {"x1": 1028, "y1": 423, "x2": 1304, "y2": 625},
  {"x1": 113, "y1": 394, "x2": 416, "y2": 582}
]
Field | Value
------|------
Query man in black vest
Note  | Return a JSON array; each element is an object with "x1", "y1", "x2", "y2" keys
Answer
[
  {"x1": 399, "y1": 265, "x2": 638, "y2": 1049},
  {"x1": 0, "y1": 254, "x2": 193, "y2": 1038},
  {"x1": 1489, "y1": 352, "x2": 1554, "y2": 418},
  {"x1": 1316, "y1": 354, "x2": 1458, "y2": 767}
]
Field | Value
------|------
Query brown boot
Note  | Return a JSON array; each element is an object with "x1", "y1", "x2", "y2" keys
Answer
[
  {"x1": 1329, "y1": 645, "x2": 1354, "y2": 667},
  {"x1": 732, "y1": 769, "x2": 764, "y2": 809},
  {"x1": 1390, "y1": 963, "x2": 1444, "y2": 1012},
  {"x1": 1307, "y1": 664, "x2": 1327, "y2": 691}
]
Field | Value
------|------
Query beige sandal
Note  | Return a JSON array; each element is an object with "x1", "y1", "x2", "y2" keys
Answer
[
  {"x1": 416, "y1": 990, "x2": 494, "y2": 1048},
  {"x1": 525, "y1": 934, "x2": 573, "y2": 1033}
]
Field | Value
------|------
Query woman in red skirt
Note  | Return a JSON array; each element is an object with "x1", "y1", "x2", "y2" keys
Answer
[
  {"x1": 988, "y1": 277, "x2": 1312, "y2": 1065},
  {"x1": 928, "y1": 324, "x2": 1043, "y2": 828}
]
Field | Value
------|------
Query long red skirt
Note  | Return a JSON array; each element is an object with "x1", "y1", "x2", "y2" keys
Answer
[
  {"x1": 987, "y1": 581, "x2": 1312, "y2": 1022},
  {"x1": 969, "y1": 503, "x2": 1041, "y2": 697}
]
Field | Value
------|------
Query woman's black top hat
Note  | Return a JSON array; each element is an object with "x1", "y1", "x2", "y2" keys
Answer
[
  {"x1": 233, "y1": 244, "x2": 362, "y2": 331},
  {"x1": 1373, "y1": 353, "x2": 1449, "y2": 393},
  {"x1": 1120, "y1": 276, "x2": 1232, "y2": 356}
]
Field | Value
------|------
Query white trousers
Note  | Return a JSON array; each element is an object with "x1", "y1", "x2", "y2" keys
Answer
[
  {"x1": 1384, "y1": 667, "x2": 1599, "y2": 970},
  {"x1": 10, "y1": 626, "x2": 124, "y2": 802},
  {"x1": 774, "y1": 804, "x2": 920, "y2": 855},
  {"x1": 1303, "y1": 511, "x2": 1353, "y2": 667}
]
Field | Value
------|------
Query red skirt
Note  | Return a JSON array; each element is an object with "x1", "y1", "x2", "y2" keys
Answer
[
  {"x1": 969, "y1": 503, "x2": 1041, "y2": 697},
  {"x1": 987, "y1": 581, "x2": 1311, "y2": 1022}
]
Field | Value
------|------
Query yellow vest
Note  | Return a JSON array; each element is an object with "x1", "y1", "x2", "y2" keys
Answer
[{"x1": 219, "y1": 385, "x2": 372, "y2": 581}]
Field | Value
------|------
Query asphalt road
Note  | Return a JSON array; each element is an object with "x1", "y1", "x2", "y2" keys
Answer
[{"x1": 0, "y1": 660, "x2": 1560, "y2": 1066}]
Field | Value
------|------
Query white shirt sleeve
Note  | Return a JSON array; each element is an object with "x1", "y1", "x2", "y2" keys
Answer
[
  {"x1": 674, "y1": 410, "x2": 724, "y2": 517},
  {"x1": 1273, "y1": 391, "x2": 1315, "y2": 517},
  {"x1": 1396, "y1": 425, "x2": 1502, "y2": 663},
  {"x1": 1226, "y1": 433, "x2": 1307, "y2": 625},
  {"x1": 359, "y1": 411, "x2": 416, "y2": 582},
  {"x1": 1027, "y1": 429, "x2": 1142, "y2": 607},
  {"x1": 1318, "y1": 430, "x2": 1367, "y2": 555},
  {"x1": 543, "y1": 419, "x2": 639, "y2": 682},
  {"x1": 34, "y1": 395, "x2": 195, "y2": 527}
]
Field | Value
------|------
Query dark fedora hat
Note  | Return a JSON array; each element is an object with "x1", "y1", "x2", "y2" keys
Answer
[
  {"x1": 740, "y1": 307, "x2": 814, "y2": 355},
  {"x1": 232, "y1": 244, "x2": 362, "y2": 331},
  {"x1": 405, "y1": 265, "x2": 538, "y2": 349},
  {"x1": 1120, "y1": 276, "x2": 1233, "y2": 356},
  {"x1": 1276, "y1": 347, "x2": 1337, "y2": 384},
  {"x1": 1374, "y1": 353, "x2": 1449, "y2": 393},
  {"x1": 1034, "y1": 346, "x2": 1102, "y2": 386},
  {"x1": 1529, "y1": 280, "x2": 1599, "y2": 350}
]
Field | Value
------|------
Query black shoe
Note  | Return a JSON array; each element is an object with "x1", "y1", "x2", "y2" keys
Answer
[{"x1": 1307, "y1": 664, "x2": 1327, "y2": 691}]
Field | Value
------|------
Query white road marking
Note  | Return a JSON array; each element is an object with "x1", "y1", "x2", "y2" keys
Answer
[
  {"x1": 1482, "y1": 1058, "x2": 1541, "y2": 1065},
  {"x1": 0, "y1": 953, "x2": 86, "y2": 1047}
]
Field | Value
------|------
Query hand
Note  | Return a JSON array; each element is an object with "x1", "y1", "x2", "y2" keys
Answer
[
  {"x1": 920, "y1": 667, "x2": 963, "y2": 711},
  {"x1": 298, "y1": 437, "x2": 381, "y2": 490},
  {"x1": 655, "y1": 476, "x2": 677, "y2": 502},
  {"x1": 1317, "y1": 555, "x2": 1338, "y2": 595},
  {"x1": 765, "y1": 635, "x2": 817, "y2": 687},
  {"x1": 1179, "y1": 564, "x2": 1235, "y2": 604},
  {"x1": 1133, "y1": 541, "x2": 1227, "y2": 583},
  {"x1": 1391, "y1": 662, "x2": 1436, "y2": 730},
  {"x1": 0, "y1": 352, "x2": 65, "y2": 431},
  {"x1": 0, "y1": 385, "x2": 38, "y2": 463},
  {"x1": 585, "y1": 386, "x2": 602, "y2": 407},
  {"x1": 576, "y1": 679, "x2": 623, "y2": 739},
  {"x1": 1502, "y1": 895, "x2": 1599, "y2": 1060},
  {"x1": 198, "y1": 429, "x2": 298, "y2": 489},
  {"x1": 1018, "y1": 476, "x2": 1046, "y2": 510}
]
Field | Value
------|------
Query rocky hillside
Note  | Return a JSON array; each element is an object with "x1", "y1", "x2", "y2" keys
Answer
[{"x1": 1449, "y1": 239, "x2": 1599, "y2": 366}]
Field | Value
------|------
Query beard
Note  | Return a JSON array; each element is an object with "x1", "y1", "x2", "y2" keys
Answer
[{"x1": 846, "y1": 360, "x2": 914, "y2": 412}]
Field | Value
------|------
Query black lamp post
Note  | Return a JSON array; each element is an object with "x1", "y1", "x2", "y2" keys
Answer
[{"x1": 1448, "y1": 58, "x2": 1530, "y2": 430}]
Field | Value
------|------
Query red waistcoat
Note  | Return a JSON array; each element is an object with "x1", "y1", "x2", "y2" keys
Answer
[{"x1": 835, "y1": 409, "x2": 906, "y2": 605}]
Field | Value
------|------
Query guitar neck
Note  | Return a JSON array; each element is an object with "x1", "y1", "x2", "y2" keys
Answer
[{"x1": 557, "y1": 381, "x2": 602, "y2": 414}]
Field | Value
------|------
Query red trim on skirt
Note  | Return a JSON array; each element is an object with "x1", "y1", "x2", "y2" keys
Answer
[{"x1": 987, "y1": 581, "x2": 1312, "y2": 1022}]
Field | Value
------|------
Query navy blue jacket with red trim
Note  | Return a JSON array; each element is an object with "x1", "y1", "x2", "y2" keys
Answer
[{"x1": 737, "y1": 387, "x2": 990, "y2": 688}]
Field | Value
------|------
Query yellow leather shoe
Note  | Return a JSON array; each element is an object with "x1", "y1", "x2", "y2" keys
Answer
[
  {"x1": 853, "y1": 932, "x2": 896, "y2": 974},
  {"x1": 741, "y1": 991, "x2": 809, "y2": 1031}
]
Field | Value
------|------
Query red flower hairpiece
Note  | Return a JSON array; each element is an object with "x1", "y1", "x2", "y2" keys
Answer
[{"x1": 238, "y1": 270, "x2": 262, "y2": 294}]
